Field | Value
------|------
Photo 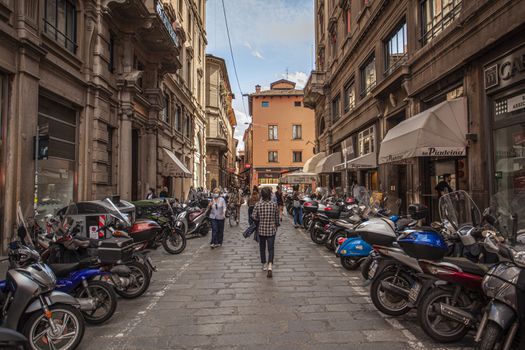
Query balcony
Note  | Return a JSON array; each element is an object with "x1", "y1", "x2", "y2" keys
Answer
[
  {"x1": 207, "y1": 136, "x2": 228, "y2": 152},
  {"x1": 104, "y1": 0, "x2": 182, "y2": 73},
  {"x1": 303, "y1": 70, "x2": 326, "y2": 109}
]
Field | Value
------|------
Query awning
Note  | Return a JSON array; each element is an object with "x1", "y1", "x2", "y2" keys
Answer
[
  {"x1": 315, "y1": 152, "x2": 342, "y2": 174},
  {"x1": 281, "y1": 171, "x2": 318, "y2": 184},
  {"x1": 379, "y1": 98, "x2": 468, "y2": 164},
  {"x1": 303, "y1": 152, "x2": 326, "y2": 173},
  {"x1": 162, "y1": 148, "x2": 192, "y2": 178},
  {"x1": 333, "y1": 152, "x2": 377, "y2": 171}
]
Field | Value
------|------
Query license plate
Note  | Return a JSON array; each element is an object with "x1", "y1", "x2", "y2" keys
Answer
[
  {"x1": 408, "y1": 281, "x2": 422, "y2": 303},
  {"x1": 368, "y1": 260, "x2": 378, "y2": 279}
]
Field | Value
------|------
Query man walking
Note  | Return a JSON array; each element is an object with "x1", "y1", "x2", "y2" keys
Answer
[
  {"x1": 435, "y1": 173, "x2": 454, "y2": 197},
  {"x1": 252, "y1": 187, "x2": 280, "y2": 278}
]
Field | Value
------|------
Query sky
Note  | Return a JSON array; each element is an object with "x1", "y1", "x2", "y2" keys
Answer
[{"x1": 205, "y1": 0, "x2": 315, "y2": 150}]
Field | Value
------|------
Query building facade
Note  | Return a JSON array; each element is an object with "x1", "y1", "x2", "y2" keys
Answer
[
  {"x1": 305, "y1": 0, "x2": 525, "y2": 218},
  {"x1": 248, "y1": 80, "x2": 315, "y2": 187},
  {"x1": 0, "y1": 0, "x2": 206, "y2": 250},
  {"x1": 205, "y1": 54, "x2": 236, "y2": 190}
]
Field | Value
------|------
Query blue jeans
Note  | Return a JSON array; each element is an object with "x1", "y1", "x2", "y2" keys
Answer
[
  {"x1": 293, "y1": 206, "x2": 303, "y2": 226},
  {"x1": 259, "y1": 235, "x2": 275, "y2": 264},
  {"x1": 211, "y1": 219, "x2": 225, "y2": 245}
]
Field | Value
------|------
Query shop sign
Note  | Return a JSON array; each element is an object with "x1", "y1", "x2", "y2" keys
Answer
[
  {"x1": 485, "y1": 46, "x2": 525, "y2": 90},
  {"x1": 507, "y1": 93, "x2": 525, "y2": 113},
  {"x1": 418, "y1": 147, "x2": 466, "y2": 157},
  {"x1": 156, "y1": 1, "x2": 178, "y2": 47}
]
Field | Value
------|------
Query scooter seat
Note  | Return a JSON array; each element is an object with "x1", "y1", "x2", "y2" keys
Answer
[
  {"x1": 334, "y1": 220, "x2": 355, "y2": 230},
  {"x1": 48, "y1": 263, "x2": 81, "y2": 278},
  {"x1": 442, "y1": 257, "x2": 488, "y2": 276}
]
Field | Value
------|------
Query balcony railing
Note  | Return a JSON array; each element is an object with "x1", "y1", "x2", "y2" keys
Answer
[{"x1": 420, "y1": 0, "x2": 462, "y2": 45}]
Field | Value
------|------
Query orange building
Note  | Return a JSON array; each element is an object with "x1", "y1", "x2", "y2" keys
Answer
[{"x1": 247, "y1": 80, "x2": 315, "y2": 187}]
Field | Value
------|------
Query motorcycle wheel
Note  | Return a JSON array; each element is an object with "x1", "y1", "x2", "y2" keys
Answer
[
  {"x1": 330, "y1": 231, "x2": 347, "y2": 251},
  {"x1": 310, "y1": 227, "x2": 328, "y2": 245},
  {"x1": 115, "y1": 261, "x2": 151, "y2": 299},
  {"x1": 77, "y1": 280, "x2": 117, "y2": 325},
  {"x1": 360, "y1": 255, "x2": 374, "y2": 279},
  {"x1": 23, "y1": 304, "x2": 85, "y2": 350},
  {"x1": 417, "y1": 287, "x2": 470, "y2": 343},
  {"x1": 370, "y1": 269, "x2": 411, "y2": 316},
  {"x1": 162, "y1": 228, "x2": 187, "y2": 254},
  {"x1": 477, "y1": 321, "x2": 503, "y2": 350},
  {"x1": 302, "y1": 215, "x2": 310, "y2": 229},
  {"x1": 200, "y1": 221, "x2": 211, "y2": 236},
  {"x1": 340, "y1": 256, "x2": 361, "y2": 270}
]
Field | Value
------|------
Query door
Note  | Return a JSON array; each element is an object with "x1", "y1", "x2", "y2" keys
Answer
[
  {"x1": 131, "y1": 129, "x2": 139, "y2": 200},
  {"x1": 397, "y1": 165, "x2": 408, "y2": 214}
]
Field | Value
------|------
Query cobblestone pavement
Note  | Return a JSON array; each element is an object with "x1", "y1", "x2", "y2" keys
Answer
[{"x1": 81, "y1": 206, "x2": 473, "y2": 350}]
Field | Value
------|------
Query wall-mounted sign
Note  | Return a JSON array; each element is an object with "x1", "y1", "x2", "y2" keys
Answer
[
  {"x1": 485, "y1": 46, "x2": 525, "y2": 90},
  {"x1": 507, "y1": 93, "x2": 525, "y2": 113}
]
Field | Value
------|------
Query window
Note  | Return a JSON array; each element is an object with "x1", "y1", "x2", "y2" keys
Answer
[
  {"x1": 178, "y1": 0, "x2": 183, "y2": 14},
  {"x1": 332, "y1": 95, "x2": 341, "y2": 121},
  {"x1": 330, "y1": 30, "x2": 337, "y2": 58},
  {"x1": 344, "y1": 9, "x2": 351, "y2": 35},
  {"x1": 44, "y1": 0, "x2": 77, "y2": 53},
  {"x1": 292, "y1": 125, "x2": 302, "y2": 140},
  {"x1": 360, "y1": 55, "x2": 376, "y2": 96},
  {"x1": 319, "y1": 10, "x2": 324, "y2": 36},
  {"x1": 268, "y1": 151, "x2": 278, "y2": 163},
  {"x1": 268, "y1": 125, "x2": 278, "y2": 140},
  {"x1": 421, "y1": 0, "x2": 462, "y2": 44},
  {"x1": 261, "y1": 101, "x2": 269, "y2": 107},
  {"x1": 108, "y1": 34, "x2": 115, "y2": 73},
  {"x1": 294, "y1": 101, "x2": 302, "y2": 107},
  {"x1": 385, "y1": 21, "x2": 408, "y2": 75},
  {"x1": 293, "y1": 151, "x2": 302, "y2": 163},
  {"x1": 197, "y1": 77, "x2": 201, "y2": 103},
  {"x1": 162, "y1": 93, "x2": 170, "y2": 123},
  {"x1": 186, "y1": 58, "x2": 191, "y2": 89},
  {"x1": 107, "y1": 125, "x2": 114, "y2": 185},
  {"x1": 343, "y1": 82, "x2": 355, "y2": 112},
  {"x1": 358, "y1": 126, "x2": 375, "y2": 156},
  {"x1": 319, "y1": 117, "x2": 326, "y2": 135},
  {"x1": 175, "y1": 105, "x2": 182, "y2": 132},
  {"x1": 184, "y1": 115, "x2": 191, "y2": 137}
]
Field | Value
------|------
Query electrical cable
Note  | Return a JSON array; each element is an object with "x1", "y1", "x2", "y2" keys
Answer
[{"x1": 220, "y1": 0, "x2": 248, "y2": 118}]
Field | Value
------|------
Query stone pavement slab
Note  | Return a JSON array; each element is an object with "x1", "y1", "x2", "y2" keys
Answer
[{"x1": 79, "y1": 206, "x2": 473, "y2": 350}]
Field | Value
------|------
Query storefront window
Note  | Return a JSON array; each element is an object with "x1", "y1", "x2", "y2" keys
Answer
[
  {"x1": 37, "y1": 158, "x2": 75, "y2": 219},
  {"x1": 358, "y1": 126, "x2": 375, "y2": 156}
]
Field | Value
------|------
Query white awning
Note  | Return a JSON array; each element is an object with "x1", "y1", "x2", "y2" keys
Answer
[
  {"x1": 281, "y1": 171, "x2": 318, "y2": 184},
  {"x1": 315, "y1": 152, "x2": 342, "y2": 174},
  {"x1": 162, "y1": 148, "x2": 192, "y2": 178},
  {"x1": 379, "y1": 98, "x2": 468, "y2": 164},
  {"x1": 303, "y1": 152, "x2": 326, "y2": 173},
  {"x1": 333, "y1": 152, "x2": 377, "y2": 171}
]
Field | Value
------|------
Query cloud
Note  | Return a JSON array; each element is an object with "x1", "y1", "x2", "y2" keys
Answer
[
  {"x1": 252, "y1": 50, "x2": 264, "y2": 59},
  {"x1": 283, "y1": 71, "x2": 309, "y2": 89},
  {"x1": 233, "y1": 108, "x2": 250, "y2": 150},
  {"x1": 243, "y1": 41, "x2": 264, "y2": 59}
]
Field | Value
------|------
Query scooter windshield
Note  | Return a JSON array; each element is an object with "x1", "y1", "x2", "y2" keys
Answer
[
  {"x1": 438, "y1": 190, "x2": 480, "y2": 230},
  {"x1": 59, "y1": 202, "x2": 79, "y2": 235},
  {"x1": 102, "y1": 198, "x2": 132, "y2": 227},
  {"x1": 489, "y1": 190, "x2": 525, "y2": 240}
]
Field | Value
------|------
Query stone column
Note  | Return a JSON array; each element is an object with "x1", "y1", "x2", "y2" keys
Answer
[
  {"x1": 119, "y1": 114, "x2": 132, "y2": 200},
  {"x1": 144, "y1": 126, "x2": 157, "y2": 192}
]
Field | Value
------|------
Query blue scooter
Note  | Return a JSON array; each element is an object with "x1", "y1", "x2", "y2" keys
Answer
[
  {"x1": 50, "y1": 263, "x2": 118, "y2": 325},
  {"x1": 335, "y1": 215, "x2": 401, "y2": 270}
]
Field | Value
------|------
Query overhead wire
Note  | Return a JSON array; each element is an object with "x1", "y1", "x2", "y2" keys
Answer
[{"x1": 220, "y1": 0, "x2": 248, "y2": 118}]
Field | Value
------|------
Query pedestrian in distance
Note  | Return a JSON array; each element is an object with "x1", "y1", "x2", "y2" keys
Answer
[
  {"x1": 435, "y1": 173, "x2": 454, "y2": 198},
  {"x1": 159, "y1": 186, "x2": 169, "y2": 199},
  {"x1": 292, "y1": 189, "x2": 302, "y2": 228},
  {"x1": 146, "y1": 188, "x2": 156, "y2": 200},
  {"x1": 209, "y1": 188, "x2": 226, "y2": 248},
  {"x1": 275, "y1": 185, "x2": 284, "y2": 222},
  {"x1": 247, "y1": 188, "x2": 259, "y2": 226},
  {"x1": 252, "y1": 187, "x2": 280, "y2": 278}
]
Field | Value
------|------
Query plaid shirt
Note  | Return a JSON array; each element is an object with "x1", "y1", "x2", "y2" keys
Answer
[{"x1": 252, "y1": 200, "x2": 279, "y2": 236}]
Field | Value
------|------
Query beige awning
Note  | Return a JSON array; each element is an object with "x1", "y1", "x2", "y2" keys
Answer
[
  {"x1": 315, "y1": 152, "x2": 342, "y2": 174},
  {"x1": 162, "y1": 148, "x2": 192, "y2": 178},
  {"x1": 379, "y1": 98, "x2": 468, "y2": 164},
  {"x1": 303, "y1": 152, "x2": 326, "y2": 173},
  {"x1": 333, "y1": 152, "x2": 377, "y2": 171},
  {"x1": 281, "y1": 171, "x2": 318, "y2": 184}
]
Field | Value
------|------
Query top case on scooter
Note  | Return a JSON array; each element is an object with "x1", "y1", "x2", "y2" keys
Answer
[
  {"x1": 354, "y1": 218, "x2": 397, "y2": 247},
  {"x1": 397, "y1": 230, "x2": 448, "y2": 260},
  {"x1": 98, "y1": 237, "x2": 134, "y2": 264}
]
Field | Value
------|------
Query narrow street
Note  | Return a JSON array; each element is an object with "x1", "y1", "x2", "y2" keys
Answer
[{"x1": 81, "y1": 207, "x2": 472, "y2": 350}]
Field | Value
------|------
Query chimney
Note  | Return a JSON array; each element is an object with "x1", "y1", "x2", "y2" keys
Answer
[{"x1": 255, "y1": 85, "x2": 261, "y2": 93}]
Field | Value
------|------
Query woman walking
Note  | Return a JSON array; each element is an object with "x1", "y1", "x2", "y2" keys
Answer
[
  {"x1": 292, "y1": 188, "x2": 302, "y2": 228},
  {"x1": 275, "y1": 186, "x2": 284, "y2": 222},
  {"x1": 247, "y1": 187, "x2": 259, "y2": 226},
  {"x1": 252, "y1": 187, "x2": 280, "y2": 278},
  {"x1": 209, "y1": 188, "x2": 226, "y2": 248}
]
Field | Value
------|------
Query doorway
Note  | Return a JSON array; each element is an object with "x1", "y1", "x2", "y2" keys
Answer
[{"x1": 132, "y1": 129, "x2": 139, "y2": 200}]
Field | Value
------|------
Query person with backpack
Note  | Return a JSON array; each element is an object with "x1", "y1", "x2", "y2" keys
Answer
[{"x1": 292, "y1": 189, "x2": 302, "y2": 228}]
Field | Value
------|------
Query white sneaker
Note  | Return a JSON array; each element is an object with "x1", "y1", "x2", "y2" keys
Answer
[
  {"x1": 267, "y1": 263, "x2": 273, "y2": 278},
  {"x1": 262, "y1": 263, "x2": 268, "y2": 271}
]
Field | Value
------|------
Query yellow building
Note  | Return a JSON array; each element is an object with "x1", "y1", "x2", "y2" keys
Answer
[{"x1": 247, "y1": 80, "x2": 315, "y2": 186}]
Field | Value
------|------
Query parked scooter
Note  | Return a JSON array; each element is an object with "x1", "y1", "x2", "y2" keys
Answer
[
  {"x1": 174, "y1": 199, "x2": 211, "y2": 238},
  {"x1": 0, "y1": 245, "x2": 85, "y2": 350}
]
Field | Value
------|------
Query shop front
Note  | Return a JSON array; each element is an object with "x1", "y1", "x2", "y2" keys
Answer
[
  {"x1": 36, "y1": 95, "x2": 78, "y2": 220},
  {"x1": 379, "y1": 97, "x2": 468, "y2": 219},
  {"x1": 0, "y1": 73, "x2": 7, "y2": 233},
  {"x1": 484, "y1": 43, "x2": 525, "y2": 219},
  {"x1": 315, "y1": 152, "x2": 342, "y2": 189},
  {"x1": 256, "y1": 169, "x2": 281, "y2": 185}
]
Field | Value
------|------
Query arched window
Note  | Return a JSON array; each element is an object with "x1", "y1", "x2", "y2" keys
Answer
[{"x1": 44, "y1": 0, "x2": 77, "y2": 53}]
